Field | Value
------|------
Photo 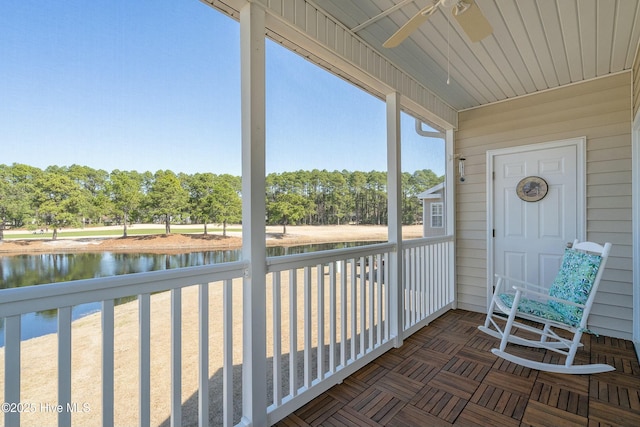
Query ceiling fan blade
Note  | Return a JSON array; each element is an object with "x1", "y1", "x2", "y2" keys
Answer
[
  {"x1": 453, "y1": 0, "x2": 492, "y2": 42},
  {"x1": 383, "y1": 3, "x2": 439, "y2": 48}
]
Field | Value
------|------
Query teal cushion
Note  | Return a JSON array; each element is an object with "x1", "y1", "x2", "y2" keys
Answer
[
  {"x1": 548, "y1": 248, "x2": 601, "y2": 326},
  {"x1": 498, "y1": 248, "x2": 602, "y2": 328}
]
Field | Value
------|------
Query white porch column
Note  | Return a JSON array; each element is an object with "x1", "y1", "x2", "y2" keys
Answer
[
  {"x1": 240, "y1": 3, "x2": 267, "y2": 426},
  {"x1": 445, "y1": 128, "x2": 457, "y2": 309},
  {"x1": 386, "y1": 92, "x2": 404, "y2": 347}
]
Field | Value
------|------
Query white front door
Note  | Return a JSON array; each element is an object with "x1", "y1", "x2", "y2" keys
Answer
[{"x1": 491, "y1": 140, "x2": 584, "y2": 291}]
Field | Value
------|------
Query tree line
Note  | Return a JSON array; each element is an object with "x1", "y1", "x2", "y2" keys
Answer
[{"x1": 0, "y1": 163, "x2": 443, "y2": 240}]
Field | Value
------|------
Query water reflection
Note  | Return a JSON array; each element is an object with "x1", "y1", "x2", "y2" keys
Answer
[
  {"x1": 0, "y1": 253, "x2": 104, "y2": 289},
  {"x1": 0, "y1": 251, "x2": 242, "y2": 290},
  {"x1": 0, "y1": 242, "x2": 375, "y2": 345}
]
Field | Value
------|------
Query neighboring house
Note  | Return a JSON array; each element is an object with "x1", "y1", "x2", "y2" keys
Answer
[{"x1": 417, "y1": 182, "x2": 445, "y2": 238}]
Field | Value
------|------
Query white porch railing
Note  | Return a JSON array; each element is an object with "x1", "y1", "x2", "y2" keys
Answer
[
  {"x1": 264, "y1": 236, "x2": 455, "y2": 424},
  {"x1": 402, "y1": 236, "x2": 456, "y2": 335},
  {"x1": 0, "y1": 262, "x2": 247, "y2": 427},
  {"x1": 1, "y1": 237, "x2": 454, "y2": 427},
  {"x1": 265, "y1": 243, "x2": 395, "y2": 424}
]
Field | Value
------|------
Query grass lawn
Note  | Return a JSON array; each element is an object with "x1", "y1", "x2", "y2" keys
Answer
[{"x1": 5, "y1": 227, "x2": 242, "y2": 240}]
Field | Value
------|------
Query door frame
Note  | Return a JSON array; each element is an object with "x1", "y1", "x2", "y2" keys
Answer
[
  {"x1": 485, "y1": 137, "x2": 586, "y2": 308},
  {"x1": 632, "y1": 110, "x2": 640, "y2": 359}
]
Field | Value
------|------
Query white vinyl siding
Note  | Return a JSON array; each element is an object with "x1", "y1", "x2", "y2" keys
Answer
[{"x1": 456, "y1": 72, "x2": 633, "y2": 339}]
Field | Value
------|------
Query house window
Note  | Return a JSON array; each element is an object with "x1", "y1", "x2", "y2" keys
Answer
[{"x1": 430, "y1": 202, "x2": 443, "y2": 228}]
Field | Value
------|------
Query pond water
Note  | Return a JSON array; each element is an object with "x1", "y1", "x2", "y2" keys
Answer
[{"x1": 0, "y1": 242, "x2": 375, "y2": 345}]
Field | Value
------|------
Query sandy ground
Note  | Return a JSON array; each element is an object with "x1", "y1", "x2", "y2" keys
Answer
[
  {"x1": 0, "y1": 224, "x2": 421, "y2": 255},
  {"x1": 0, "y1": 224, "x2": 422, "y2": 426}
]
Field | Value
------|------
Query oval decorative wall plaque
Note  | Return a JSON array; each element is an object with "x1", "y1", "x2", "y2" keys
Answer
[{"x1": 516, "y1": 176, "x2": 548, "y2": 202}]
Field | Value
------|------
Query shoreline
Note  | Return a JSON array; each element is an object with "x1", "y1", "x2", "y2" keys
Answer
[{"x1": 0, "y1": 224, "x2": 423, "y2": 255}]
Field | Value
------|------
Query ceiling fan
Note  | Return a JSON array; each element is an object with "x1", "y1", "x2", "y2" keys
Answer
[{"x1": 383, "y1": 0, "x2": 493, "y2": 48}]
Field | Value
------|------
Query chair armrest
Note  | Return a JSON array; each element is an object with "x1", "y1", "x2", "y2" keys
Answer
[
  {"x1": 510, "y1": 285, "x2": 585, "y2": 309},
  {"x1": 494, "y1": 274, "x2": 548, "y2": 292},
  {"x1": 493, "y1": 275, "x2": 584, "y2": 309}
]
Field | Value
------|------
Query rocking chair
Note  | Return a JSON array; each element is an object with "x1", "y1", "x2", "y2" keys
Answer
[{"x1": 478, "y1": 240, "x2": 614, "y2": 374}]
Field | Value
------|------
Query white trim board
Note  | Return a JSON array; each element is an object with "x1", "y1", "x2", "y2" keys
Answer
[{"x1": 632, "y1": 110, "x2": 640, "y2": 360}]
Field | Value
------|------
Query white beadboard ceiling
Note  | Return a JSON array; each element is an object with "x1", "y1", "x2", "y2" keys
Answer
[{"x1": 311, "y1": 0, "x2": 640, "y2": 111}]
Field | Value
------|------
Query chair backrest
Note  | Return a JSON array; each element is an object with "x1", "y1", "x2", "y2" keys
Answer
[{"x1": 548, "y1": 240, "x2": 611, "y2": 327}]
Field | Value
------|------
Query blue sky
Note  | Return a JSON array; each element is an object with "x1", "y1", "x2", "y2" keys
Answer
[{"x1": 0, "y1": 0, "x2": 444, "y2": 176}]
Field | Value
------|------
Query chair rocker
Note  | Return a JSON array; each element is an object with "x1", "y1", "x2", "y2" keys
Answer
[{"x1": 478, "y1": 240, "x2": 614, "y2": 374}]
